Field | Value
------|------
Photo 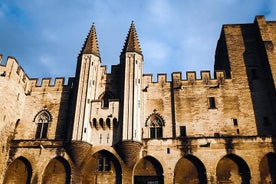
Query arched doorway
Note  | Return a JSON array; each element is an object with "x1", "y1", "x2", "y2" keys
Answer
[
  {"x1": 134, "y1": 156, "x2": 164, "y2": 184},
  {"x1": 3, "y1": 156, "x2": 32, "y2": 184},
  {"x1": 216, "y1": 154, "x2": 250, "y2": 184},
  {"x1": 174, "y1": 155, "x2": 207, "y2": 184},
  {"x1": 82, "y1": 150, "x2": 122, "y2": 184},
  {"x1": 259, "y1": 152, "x2": 276, "y2": 184},
  {"x1": 42, "y1": 157, "x2": 71, "y2": 184}
]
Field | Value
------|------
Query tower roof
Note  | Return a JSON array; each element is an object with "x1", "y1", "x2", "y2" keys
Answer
[
  {"x1": 81, "y1": 23, "x2": 100, "y2": 57},
  {"x1": 121, "y1": 21, "x2": 142, "y2": 55}
]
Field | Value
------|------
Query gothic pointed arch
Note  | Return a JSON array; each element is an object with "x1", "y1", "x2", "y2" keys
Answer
[
  {"x1": 98, "y1": 91, "x2": 115, "y2": 108},
  {"x1": 216, "y1": 154, "x2": 251, "y2": 183},
  {"x1": 145, "y1": 111, "x2": 165, "y2": 138},
  {"x1": 174, "y1": 154, "x2": 207, "y2": 184},
  {"x1": 134, "y1": 156, "x2": 164, "y2": 184},
  {"x1": 3, "y1": 156, "x2": 32, "y2": 184},
  {"x1": 82, "y1": 150, "x2": 122, "y2": 184},
  {"x1": 33, "y1": 108, "x2": 52, "y2": 139},
  {"x1": 42, "y1": 156, "x2": 71, "y2": 184},
  {"x1": 259, "y1": 152, "x2": 276, "y2": 183}
]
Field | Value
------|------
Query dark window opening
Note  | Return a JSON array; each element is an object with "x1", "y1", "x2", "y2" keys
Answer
[
  {"x1": 180, "y1": 126, "x2": 186, "y2": 137},
  {"x1": 233, "y1": 119, "x2": 238, "y2": 126},
  {"x1": 150, "y1": 127, "x2": 162, "y2": 138},
  {"x1": 237, "y1": 129, "x2": 240, "y2": 134},
  {"x1": 99, "y1": 118, "x2": 104, "y2": 129},
  {"x1": 98, "y1": 156, "x2": 111, "y2": 172},
  {"x1": 208, "y1": 97, "x2": 216, "y2": 109},
  {"x1": 93, "y1": 118, "x2": 97, "y2": 128},
  {"x1": 106, "y1": 118, "x2": 111, "y2": 129},
  {"x1": 167, "y1": 148, "x2": 170, "y2": 154}
]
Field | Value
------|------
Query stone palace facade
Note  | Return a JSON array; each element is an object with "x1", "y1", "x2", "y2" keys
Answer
[{"x1": 0, "y1": 15, "x2": 276, "y2": 183}]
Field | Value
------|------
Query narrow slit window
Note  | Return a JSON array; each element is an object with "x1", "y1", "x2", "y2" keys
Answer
[
  {"x1": 180, "y1": 126, "x2": 186, "y2": 137},
  {"x1": 208, "y1": 97, "x2": 216, "y2": 109}
]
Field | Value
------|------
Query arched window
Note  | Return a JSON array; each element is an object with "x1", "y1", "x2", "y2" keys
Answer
[
  {"x1": 99, "y1": 118, "x2": 104, "y2": 129},
  {"x1": 146, "y1": 113, "x2": 165, "y2": 139},
  {"x1": 92, "y1": 118, "x2": 97, "y2": 129},
  {"x1": 34, "y1": 110, "x2": 52, "y2": 139},
  {"x1": 106, "y1": 118, "x2": 111, "y2": 129},
  {"x1": 113, "y1": 118, "x2": 118, "y2": 128}
]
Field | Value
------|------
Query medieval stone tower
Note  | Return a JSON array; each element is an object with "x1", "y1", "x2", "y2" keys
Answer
[{"x1": 0, "y1": 15, "x2": 276, "y2": 184}]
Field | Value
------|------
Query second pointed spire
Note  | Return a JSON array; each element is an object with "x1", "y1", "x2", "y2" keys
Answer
[{"x1": 121, "y1": 21, "x2": 142, "y2": 55}]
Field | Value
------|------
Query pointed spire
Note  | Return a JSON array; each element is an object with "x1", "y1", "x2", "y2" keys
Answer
[
  {"x1": 121, "y1": 21, "x2": 142, "y2": 55},
  {"x1": 81, "y1": 23, "x2": 100, "y2": 57}
]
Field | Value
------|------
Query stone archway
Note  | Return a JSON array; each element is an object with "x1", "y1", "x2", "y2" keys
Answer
[
  {"x1": 42, "y1": 157, "x2": 71, "y2": 184},
  {"x1": 3, "y1": 156, "x2": 32, "y2": 184},
  {"x1": 259, "y1": 152, "x2": 276, "y2": 184},
  {"x1": 216, "y1": 154, "x2": 251, "y2": 184},
  {"x1": 174, "y1": 155, "x2": 207, "y2": 184},
  {"x1": 82, "y1": 150, "x2": 122, "y2": 184},
  {"x1": 134, "y1": 156, "x2": 164, "y2": 184}
]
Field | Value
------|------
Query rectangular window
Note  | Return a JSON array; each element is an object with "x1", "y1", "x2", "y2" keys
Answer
[
  {"x1": 35, "y1": 123, "x2": 42, "y2": 139},
  {"x1": 180, "y1": 126, "x2": 186, "y2": 137},
  {"x1": 150, "y1": 127, "x2": 163, "y2": 138},
  {"x1": 104, "y1": 157, "x2": 111, "y2": 171},
  {"x1": 208, "y1": 97, "x2": 216, "y2": 109},
  {"x1": 98, "y1": 156, "x2": 110, "y2": 172},
  {"x1": 98, "y1": 157, "x2": 103, "y2": 171},
  {"x1": 156, "y1": 128, "x2": 162, "y2": 138},
  {"x1": 233, "y1": 119, "x2": 238, "y2": 126},
  {"x1": 150, "y1": 128, "x2": 155, "y2": 138}
]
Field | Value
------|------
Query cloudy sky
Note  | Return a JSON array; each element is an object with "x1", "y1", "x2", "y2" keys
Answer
[{"x1": 0, "y1": 0, "x2": 276, "y2": 81}]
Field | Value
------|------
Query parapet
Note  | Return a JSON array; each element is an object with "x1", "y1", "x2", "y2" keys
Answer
[
  {"x1": 143, "y1": 70, "x2": 228, "y2": 89},
  {"x1": 0, "y1": 55, "x2": 74, "y2": 94},
  {"x1": 172, "y1": 70, "x2": 226, "y2": 88}
]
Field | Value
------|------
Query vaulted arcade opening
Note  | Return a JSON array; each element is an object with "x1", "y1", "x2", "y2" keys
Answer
[
  {"x1": 3, "y1": 156, "x2": 32, "y2": 184},
  {"x1": 81, "y1": 150, "x2": 122, "y2": 184},
  {"x1": 134, "y1": 156, "x2": 164, "y2": 184},
  {"x1": 259, "y1": 152, "x2": 276, "y2": 183},
  {"x1": 216, "y1": 154, "x2": 251, "y2": 183},
  {"x1": 42, "y1": 157, "x2": 71, "y2": 184},
  {"x1": 174, "y1": 155, "x2": 207, "y2": 184}
]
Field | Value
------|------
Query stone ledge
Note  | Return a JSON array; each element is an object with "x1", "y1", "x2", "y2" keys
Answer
[{"x1": 10, "y1": 139, "x2": 64, "y2": 148}]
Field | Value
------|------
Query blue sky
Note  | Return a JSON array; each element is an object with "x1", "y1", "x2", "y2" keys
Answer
[{"x1": 0, "y1": 0, "x2": 276, "y2": 80}]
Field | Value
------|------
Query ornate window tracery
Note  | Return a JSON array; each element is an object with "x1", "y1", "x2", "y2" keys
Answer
[
  {"x1": 34, "y1": 109, "x2": 52, "y2": 139},
  {"x1": 146, "y1": 112, "x2": 165, "y2": 139}
]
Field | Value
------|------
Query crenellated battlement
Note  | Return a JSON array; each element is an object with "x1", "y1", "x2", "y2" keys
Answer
[
  {"x1": 143, "y1": 70, "x2": 228, "y2": 88},
  {"x1": 0, "y1": 55, "x2": 74, "y2": 94},
  {"x1": 25, "y1": 77, "x2": 74, "y2": 94},
  {"x1": 0, "y1": 56, "x2": 28, "y2": 79}
]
